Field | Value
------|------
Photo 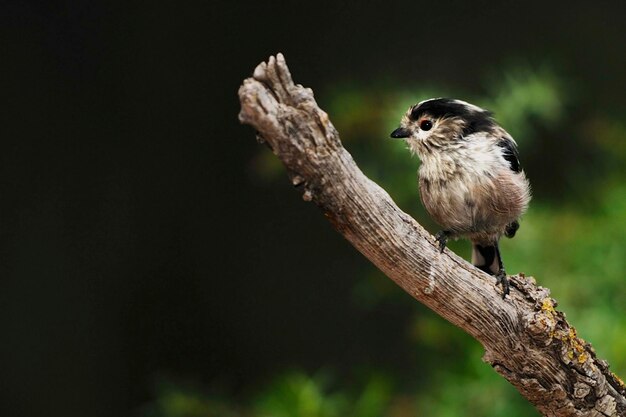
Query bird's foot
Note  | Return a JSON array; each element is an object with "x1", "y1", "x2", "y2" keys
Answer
[
  {"x1": 496, "y1": 269, "x2": 510, "y2": 298},
  {"x1": 434, "y1": 230, "x2": 450, "y2": 253}
]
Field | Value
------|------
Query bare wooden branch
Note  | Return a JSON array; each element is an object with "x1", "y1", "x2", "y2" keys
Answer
[{"x1": 238, "y1": 53, "x2": 626, "y2": 417}]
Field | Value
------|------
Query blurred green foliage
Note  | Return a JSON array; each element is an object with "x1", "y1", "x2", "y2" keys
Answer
[{"x1": 143, "y1": 66, "x2": 624, "y2": 416}]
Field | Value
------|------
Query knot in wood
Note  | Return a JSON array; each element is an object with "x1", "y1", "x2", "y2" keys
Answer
[{"x1": 574, "y1": 382, "x2": 591, "y2": 399}]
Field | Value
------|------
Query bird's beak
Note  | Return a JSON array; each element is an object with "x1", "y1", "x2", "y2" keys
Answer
[{"x1": 390, "y1": 127, "x2": 411, "y2": 139}]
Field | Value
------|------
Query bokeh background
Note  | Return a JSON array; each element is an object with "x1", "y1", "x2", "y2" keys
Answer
[{"x1": 1, "y1": 1, "x2": 624, "y2": 416}]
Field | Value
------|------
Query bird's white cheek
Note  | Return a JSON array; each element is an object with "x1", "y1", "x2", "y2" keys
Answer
[{"x1": 416, "y1": 130, "x2": 432, "y2": 141}]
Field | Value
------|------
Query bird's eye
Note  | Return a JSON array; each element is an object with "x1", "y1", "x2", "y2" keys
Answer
[{"x1": 420, "y1": 120, "x2": 433, "y2": 131}]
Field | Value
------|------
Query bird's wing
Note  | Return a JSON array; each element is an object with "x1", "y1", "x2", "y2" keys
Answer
[{"x1": 496, "y1": 136, "x2": 521, "y2": 173}]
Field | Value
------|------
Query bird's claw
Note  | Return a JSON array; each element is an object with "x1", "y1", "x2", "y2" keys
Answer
[
  {"x1": 496, "y1": 270, "x2": 510, "y2": 298},
  {"x1": 434, "y1": 230, "x2": 449, "y2": 253}
]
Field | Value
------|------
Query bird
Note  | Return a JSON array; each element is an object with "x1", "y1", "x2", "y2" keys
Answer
[{"x1": 390, "y1": 98, "x2": 531, "y2": 297}]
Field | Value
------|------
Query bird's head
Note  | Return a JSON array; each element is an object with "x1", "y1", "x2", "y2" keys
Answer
[{"x1": 390, "y1": 98, "x2": 496, "y2": 154}]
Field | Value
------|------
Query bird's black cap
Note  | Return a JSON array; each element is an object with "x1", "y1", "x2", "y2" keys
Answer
[{"x1": 409, "y1": 98, "x2": 496, "y2": 136}]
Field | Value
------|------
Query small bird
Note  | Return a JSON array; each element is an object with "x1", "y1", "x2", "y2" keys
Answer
[{"x1": 390, "y1": 98, "x2": 531, "y2": 297}]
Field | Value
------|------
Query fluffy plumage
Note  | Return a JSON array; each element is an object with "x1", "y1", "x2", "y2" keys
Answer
[{"x1": 391, "y1": 98, "x2": 531, "y2": 297}]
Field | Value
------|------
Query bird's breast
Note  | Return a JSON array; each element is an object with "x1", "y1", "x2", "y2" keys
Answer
[{"x1": 418, "y1": 167, "x2": 529, "y2": 235}]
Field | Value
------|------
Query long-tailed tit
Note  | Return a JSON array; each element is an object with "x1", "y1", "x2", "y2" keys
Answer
[{"x1": 391, "y1": 98, "x2": 531, "y2": 297}]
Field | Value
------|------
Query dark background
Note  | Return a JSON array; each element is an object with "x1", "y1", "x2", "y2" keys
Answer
[{"x1": 1, "y1": 1, "x2": 624, "y2": 416}]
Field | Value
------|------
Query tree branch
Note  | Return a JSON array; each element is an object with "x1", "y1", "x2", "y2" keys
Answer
[{"x1": 237, "y1": 53, "x2": 625, "y2": 417}]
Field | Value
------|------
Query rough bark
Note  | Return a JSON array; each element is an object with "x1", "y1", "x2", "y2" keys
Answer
[{"x1": 237, "y1": 53, "x2": 626, "y2": 417}]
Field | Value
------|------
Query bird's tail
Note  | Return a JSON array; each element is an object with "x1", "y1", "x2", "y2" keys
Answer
[{"x1": 471, "y1": 243, "x2": 501, "y2": 275}]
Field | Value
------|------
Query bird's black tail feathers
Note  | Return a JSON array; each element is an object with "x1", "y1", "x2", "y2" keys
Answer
[
  {"x1": 473, "y1": 220, "x2": 518, "y2": 274},
  {"x1": 504, "y1": 220, "x2": 519, "y2": 238},
  {"x1": 471, "y1": 243, "x2": 500, "y2": 275}
]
